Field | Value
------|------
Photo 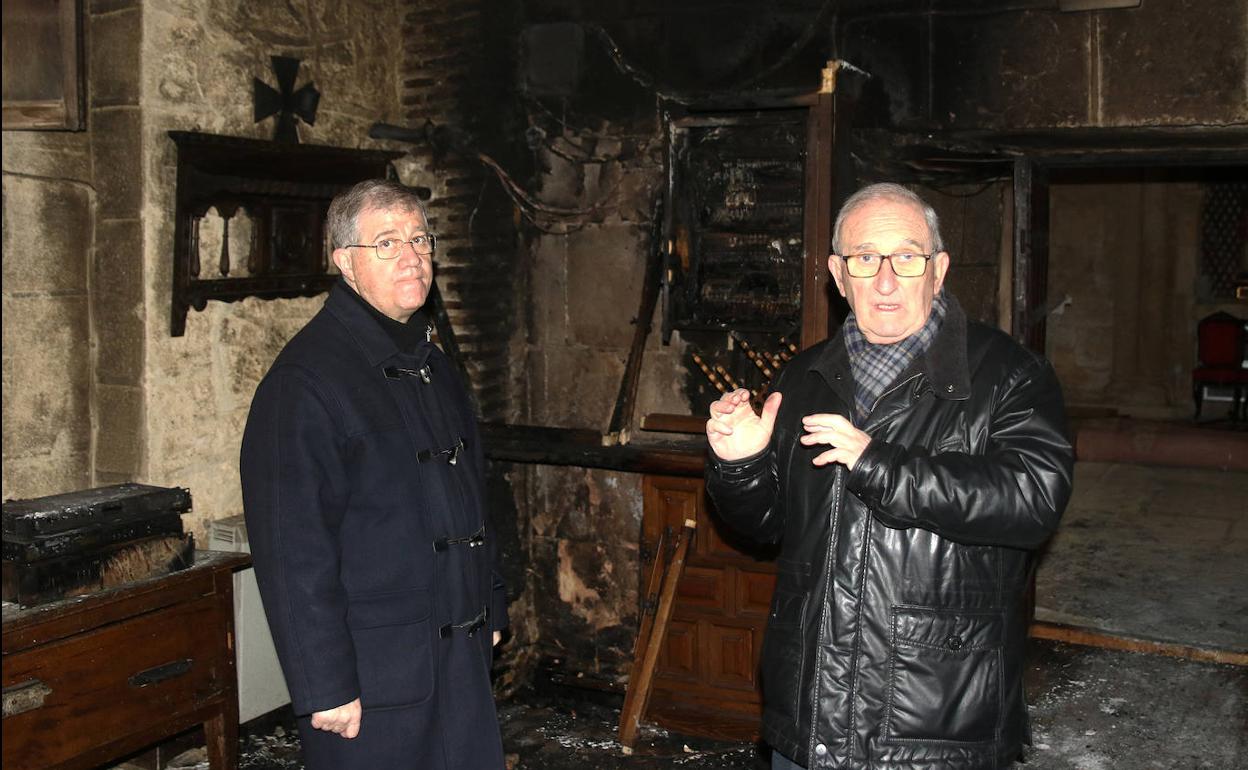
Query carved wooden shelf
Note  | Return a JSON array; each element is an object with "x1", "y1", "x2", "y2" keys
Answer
[{"x1": 168, "y1": 131, "x2": 403, "y2": 336}]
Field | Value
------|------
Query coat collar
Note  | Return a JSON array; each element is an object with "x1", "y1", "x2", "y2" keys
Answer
[
  {"x1": 807, "y1": 292, "x2": 971, "y2": 402},
  {"x1": 324, "y1": 279, "x2": 432, "y2": 368}
]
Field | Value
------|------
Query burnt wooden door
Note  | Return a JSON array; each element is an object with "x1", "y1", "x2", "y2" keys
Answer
[{"x1": 640, "y1": 475, "x2": 777, "y2": 740}]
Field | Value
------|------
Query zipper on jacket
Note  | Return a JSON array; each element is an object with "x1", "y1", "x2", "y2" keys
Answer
[{"x1": 807, "y1": 465, "x2": 844, "y2": 768}]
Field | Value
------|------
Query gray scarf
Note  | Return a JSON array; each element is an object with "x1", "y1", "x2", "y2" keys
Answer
[{"x1": 842, "y1": 291, "x2": 948, "y2": 423}]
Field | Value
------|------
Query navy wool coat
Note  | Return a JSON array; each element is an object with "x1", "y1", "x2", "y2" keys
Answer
[{"x1": 240, "y1": 281, "x2": 508, "y2": 770}]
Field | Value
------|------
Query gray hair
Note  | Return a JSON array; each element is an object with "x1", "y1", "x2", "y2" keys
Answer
[
  {"x1": 832, "y1": 182, "x2": 944, "y2": 255},
  {"x1": 327, "y1": 179, "x2": 429, "y2": 250}
]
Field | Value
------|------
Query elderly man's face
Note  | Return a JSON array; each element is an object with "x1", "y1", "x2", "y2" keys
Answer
[
  {"x1": 828, "y1": 197, "x2": 950, "y2": 345},
  {"x1": 332, "y1": 205, "x2": 432, "y2": 323}
]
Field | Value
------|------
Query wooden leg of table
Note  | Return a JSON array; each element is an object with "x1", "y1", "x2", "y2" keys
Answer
[{"x1": 204, "y1": 709, "x2": 238, "y2": 770}]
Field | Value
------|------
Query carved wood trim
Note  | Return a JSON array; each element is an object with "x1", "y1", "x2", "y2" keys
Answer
[{"x1": 167, "y1": 131, "x2": 403, "y2": 336}]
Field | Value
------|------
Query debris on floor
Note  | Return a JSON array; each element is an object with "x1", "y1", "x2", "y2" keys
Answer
[{"x1": 224, "y1": 640, "x2": 1245, "y2": 769}]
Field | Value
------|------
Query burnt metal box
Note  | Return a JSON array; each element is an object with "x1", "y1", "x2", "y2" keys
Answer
[{"x1": 2, "y1": 483, "x2": 194, "y2": 606}]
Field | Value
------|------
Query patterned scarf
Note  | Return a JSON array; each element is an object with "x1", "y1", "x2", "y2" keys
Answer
[{"x1": 843, "y1": 291, "x2": 948, "y2": 423}]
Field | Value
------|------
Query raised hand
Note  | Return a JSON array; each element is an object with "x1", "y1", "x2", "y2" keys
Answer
[
  {"x1": 706, "y1": 389, "x2": 782, "y2": 461},
  {"x1": 800, "y1": 413, "x2": 871, "y2": 470}
]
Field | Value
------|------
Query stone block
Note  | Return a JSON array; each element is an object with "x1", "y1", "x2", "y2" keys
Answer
[
  {"x1": 90, "y1": 107, "x2": 143, "y2": 219},
  {"x1": 89, "y1": 7, "x2": 141, "y2": 107},
  {"x1": 530, "y1": 234, "x2": 568, "y2": 348},
  {"x1": 93, "y1": 219, "x2": 145, "y2": 386},
  {"x1": 95, "y1": 383, "x2": 145, "y2": 476},
  {"x1": 217, "y1": 310, "x2": 302, "y2": 412},
  {"x1": 1100, "y1": 0, "x2": 1248, "y2": 125},
  {"x1": 90, "y1": 0, "x2": 139, "y2": 12},
  {"x1": 534, "y1": 346, "x2": 624, "y2": 429},
  {"x1": 0, "y1": 453, "x2": 91, "y2": 501},
  {"x1": 635, "y1": 330, "x2": 692, "y2": 429},
  {"x1": 93, "y1": 470, "x2": 134, "y2": 486},
  {"x1": 2, "y1": 295, "x2": 91, "y2": 461},
  {"x1": 932, "y1": 11, "x2": 1090, "y2": 129},
  {"x1": 1, "y1": 175, "x2": 91, "y2": 295},
  {"x1": 1, "y1": 131, "x2": 92, "y2": 182},
  {"x1": 565, "y1": 224, "x2": 647, "y2": 349}
]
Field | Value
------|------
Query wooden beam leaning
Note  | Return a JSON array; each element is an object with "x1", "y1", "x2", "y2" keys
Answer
[
  {"x1": 618, "y1": 518, "x2": 697, "y2": 751},
  {"x1": 606, "y1": 195, "x2": 666, "y2": 445}
]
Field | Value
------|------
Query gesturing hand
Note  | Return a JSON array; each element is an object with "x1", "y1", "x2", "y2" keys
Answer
[
  {"x1": 311, "y1": 697, "x2": 362, "y2": 739},
  {"x1": 706, "y1": 389, "x2": 782, "y2": 461},
  {"x1": 800, "y1": 413, "x2": 871, "y2": 471}
]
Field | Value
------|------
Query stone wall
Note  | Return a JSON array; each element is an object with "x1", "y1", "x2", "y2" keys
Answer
[
  {"x1": 2, "y1": 133, "x2": 94, "y2": 499},
  {"x1": 138, "y1": 0, "x2": 418, "y2": 536},
  {"x1": 1, "y1": 0, "x2": 421, "y2": 522}
]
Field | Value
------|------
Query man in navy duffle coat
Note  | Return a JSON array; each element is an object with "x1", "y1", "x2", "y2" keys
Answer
[{"x1": 241, "y1": 179, "x2": 508, "y2": 770}]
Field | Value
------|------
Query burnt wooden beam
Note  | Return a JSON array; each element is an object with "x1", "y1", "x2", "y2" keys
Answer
[
  {"x1": 1029, "y1": 621, "x2": 1248, "y2": 667},
  {"x1": 1012, "y1": 157, "x2": 1050, "y2": 353},
  {"x1": 605, "y1": 195, "x2": 665, "y2": 443},
  {"x1": 479, "y1": 423, "x2": 706, "y2": 477},
  {"x1": 856, "y1": 125, "x2": 1248, "y2": 183}
]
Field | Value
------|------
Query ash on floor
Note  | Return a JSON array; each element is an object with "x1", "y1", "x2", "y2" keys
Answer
[{"x1": 225, "y1": 638, "x2": 1244, "y2": 769}]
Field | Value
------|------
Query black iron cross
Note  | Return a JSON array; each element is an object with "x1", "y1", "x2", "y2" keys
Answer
[{"x1": 253, "y1": 55, "x2": 320, "y2": 143}]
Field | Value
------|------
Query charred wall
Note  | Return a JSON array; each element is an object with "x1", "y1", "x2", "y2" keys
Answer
[{"x1": 496, "y1": 0, "x2": 1247, "y2": 690}]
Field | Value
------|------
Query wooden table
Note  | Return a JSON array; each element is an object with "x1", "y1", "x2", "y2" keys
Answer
[{"x1": 2, "y1": 550, "x2": 251, "y2": 770}]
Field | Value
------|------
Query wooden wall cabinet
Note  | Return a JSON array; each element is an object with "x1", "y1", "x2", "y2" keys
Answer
[{"x1": 2, "y1": 551, "x2": 250, "y2": 770}]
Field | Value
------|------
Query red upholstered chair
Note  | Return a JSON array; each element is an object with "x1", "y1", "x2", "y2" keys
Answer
[{"x1": 1192, "y1": 311, "x2": 1248, "y2": 421}]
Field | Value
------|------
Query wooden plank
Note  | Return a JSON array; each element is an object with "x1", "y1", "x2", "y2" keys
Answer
[
  {"x1": 606, "y1": 197, "x2": 666, "y2": 442},
  {"x1": 1029, "y1": 621, "x2": 1248, "y2": 667},
  {"x1": 619, "y1": 519, "x2": 696, "y2": 751},
  {"x1": 639, "y1": 413, "x2": 706, "y2": 434},
  {"x1": 479, "y1": 423, "x2": 707, "y2": 477},
  {"x1": 800, "y1": 85, "x2": 834, "y2": 349},
  {"x1": 1011, "y1": 157, "x2": 1050, "y2": 352},
  {"x1": 617, "y1": 528, "x2": 668, "y2": 748}
]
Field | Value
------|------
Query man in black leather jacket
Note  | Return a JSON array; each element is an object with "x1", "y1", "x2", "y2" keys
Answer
[{"x1": 705, "y1": 183, "x2": 1074, "y2": 770}]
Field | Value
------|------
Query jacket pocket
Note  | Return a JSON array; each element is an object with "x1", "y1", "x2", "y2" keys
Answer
[
  {"x1": 346, "y1": 588, "x2": 434, "y2": 709},
  {"x1": 761, "y1": 587, "x2": 807, "y2": 723},
  {"x1": 884, "y1": 605, "x2": 1003, "y2": 744}
]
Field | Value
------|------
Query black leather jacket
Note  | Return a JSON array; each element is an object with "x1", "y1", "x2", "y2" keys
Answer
[{"x1": 707, "y1": 296, "x2": 1074, "y2": 770}]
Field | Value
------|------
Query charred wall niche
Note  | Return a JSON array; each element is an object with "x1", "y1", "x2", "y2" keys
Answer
[{"x1": 665, "y1": 110, "x2": 809, "y2": 415}]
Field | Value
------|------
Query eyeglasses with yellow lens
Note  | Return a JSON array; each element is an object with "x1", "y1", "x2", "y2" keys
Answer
[{"x1": 837, "y1": 252, "x2": 931, "y2": 278}]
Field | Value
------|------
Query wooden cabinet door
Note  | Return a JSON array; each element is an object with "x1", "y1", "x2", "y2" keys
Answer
[{"x1": 641, "y1": 475, "x2": 776, "y2": 740}]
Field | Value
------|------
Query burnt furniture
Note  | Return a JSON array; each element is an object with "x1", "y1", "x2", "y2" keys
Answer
[
  {"x1": 168, "y1": 131, "x2": 403, "y2": 336},
  {"x1": 2, "y1": 550, "x2": 250, "y2": 770},
  {"x1": 2, "y1": 483, "x2": 194, "y2": 607},
  {"x1": 1192, "y1": 311, "x2": 1248, "y2": 420}
]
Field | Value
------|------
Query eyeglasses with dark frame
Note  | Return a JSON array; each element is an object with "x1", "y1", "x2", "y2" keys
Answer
[
  {"x1": 346, "y1": 234, "x2": 436, "y2": 260},
  {"x1": 835, "y1": 251, "x2": 932, "y2": 278}
]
